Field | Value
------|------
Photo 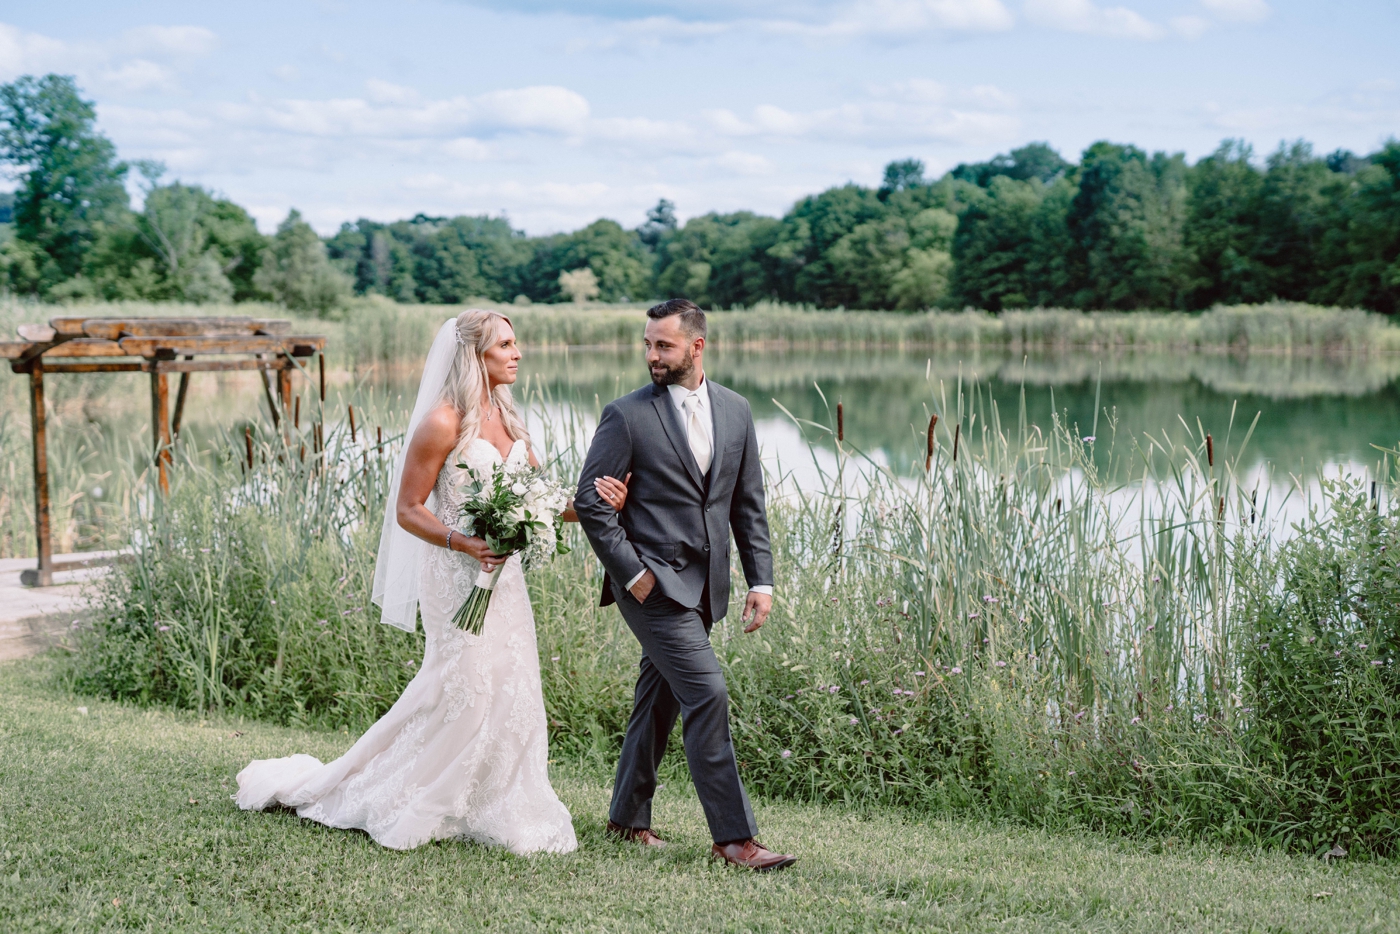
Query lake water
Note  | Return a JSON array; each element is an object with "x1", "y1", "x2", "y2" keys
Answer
[
  {"x1": 514, "y1": 347, "x2": 1400, "y2": 487},
  {"x1": 5, "y1": 344, "x2": 1398, "y2": 557}
]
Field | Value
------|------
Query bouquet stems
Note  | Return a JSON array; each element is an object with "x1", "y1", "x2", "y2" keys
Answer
[{"x1": 452, "y1": 564, "x2": 503, "y2": 635}]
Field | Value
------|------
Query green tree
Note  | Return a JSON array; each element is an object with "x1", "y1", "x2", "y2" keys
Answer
[
  {"x1": 1066, "y1": 142, "x2": 1191, "y2": 309},
  {"x1": 950, "y1": 175, "x2": 1079, "y2": 311},
  {"x1": 878, "y1": 158, "x2": 925, "y2": 201},
  {"x1": 0, "y1": 74, "x2": 128, "y2": 290},
  {"x1": 951, "y1": 142, "x2": 1071, "y2": 188},
  {"x1": 1183, "y1": 139, "x2": 1267, "y2": 307},
  {"x1": 1314, "y1": 140, "x2": 1400, "y2": 315},
  {"x1": 254, "y1": 209, "x2": 351, "y2": 315},
  {"x1": 768, "y1": 184, "x2": 887, "y2": 306},
  {"x1": 654, "y1": 211, "x2": 782, "y2": 307}
]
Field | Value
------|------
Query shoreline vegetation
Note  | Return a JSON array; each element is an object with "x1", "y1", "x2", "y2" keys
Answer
[
  {"x1": 6, "y1": 297, "x2": 1400, "y2": 359},
  {"x1": 52, "y1": 380, "x2": 1400, "y2": 859}
]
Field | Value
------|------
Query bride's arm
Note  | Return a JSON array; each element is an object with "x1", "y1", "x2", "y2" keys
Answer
[
  {"x1": 562, "y1": 474, "x2": 629, "y2": 522},
  {"x1": 524, "y1": 442, "x2": 629, "y2": 522},
  {"x1": 397, "y1": 406, "x2": 508, "y2": 572}
]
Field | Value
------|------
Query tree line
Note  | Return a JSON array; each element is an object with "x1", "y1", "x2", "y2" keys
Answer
[{"x1": 3, "y1": 74, "x2": 1398, "y2": 315}]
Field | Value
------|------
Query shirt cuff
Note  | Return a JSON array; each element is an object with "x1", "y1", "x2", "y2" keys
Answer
[
  {"x1": 624, "y1": 568, "x2": 648, "y2": 591},
  {"x1": 747, "y1": 585, "x2": 773, "y2": 596}
]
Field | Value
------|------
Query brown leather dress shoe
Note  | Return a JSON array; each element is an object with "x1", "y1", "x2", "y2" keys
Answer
[
  {"x1": 606, "y1": 820, "x2": 667, "y2": 847},
  {"x1": 711, "y1": 839, "x2": 797, "y2": 871}
]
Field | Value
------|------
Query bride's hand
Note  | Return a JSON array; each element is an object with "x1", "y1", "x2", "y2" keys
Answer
[
  {"x1": 456, "y1": 534, "x2": 507, "y2": 572},
  {"x1": 594, "y1": 472, "x2": 632, "y2": 512}
]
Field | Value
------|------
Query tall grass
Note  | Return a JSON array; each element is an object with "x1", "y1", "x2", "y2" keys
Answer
[{"x1": 60, "y1": 375, "x2": 1400, "y2": 856}]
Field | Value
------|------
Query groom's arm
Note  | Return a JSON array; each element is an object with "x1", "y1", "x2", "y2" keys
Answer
[
  {"x1": 575, "y1": 402, "x2": 646, "y2": 590},
  {"x1": 729, "y1": 405, "x2": 774, "y2": 592}
]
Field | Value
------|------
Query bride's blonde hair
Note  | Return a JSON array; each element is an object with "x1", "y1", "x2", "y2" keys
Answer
[{"x1": 439, "y1": 308, "x2": 530, "y2": 458}]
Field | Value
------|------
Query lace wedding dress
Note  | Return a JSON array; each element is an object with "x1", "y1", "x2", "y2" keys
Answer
[{"x1": 234, "y1": 438, "x2": 577, "y2": 855}]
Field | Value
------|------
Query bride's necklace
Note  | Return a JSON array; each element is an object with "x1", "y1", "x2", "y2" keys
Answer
[{"x1": 485, "y1": 404, "x2": 496, "y2": 422}]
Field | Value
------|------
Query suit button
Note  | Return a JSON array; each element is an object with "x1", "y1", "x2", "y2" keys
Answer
[{"x1": 703, "y1": 544, "x2": 710, "y2": 552}]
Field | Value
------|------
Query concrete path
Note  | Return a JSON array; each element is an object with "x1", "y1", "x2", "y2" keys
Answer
[{"x1": 0, "y1": 554, "x2": 109, "y2": 661}]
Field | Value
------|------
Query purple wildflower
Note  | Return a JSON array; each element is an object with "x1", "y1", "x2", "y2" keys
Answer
[
  {"x1": 995, "y1": 660, "x2": 1007, "y2": 668},
  {"x1": 950, "y1": 667, "x2": 962, "y2": 675},
  {"x1": 1130, "y1": 716, "x2": 1141, "y2": 725},
  {"x1": 781, "y1": 749, "x2": 792, "y2": 759},
  {"x1": 157, "y1": 625, "x2": 171, "y2": 632},
  {"x1": 849, "y1": 717, "x2": 859, "y2": 725}
]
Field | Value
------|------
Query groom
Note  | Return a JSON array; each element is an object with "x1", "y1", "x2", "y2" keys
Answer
[{"x1": 575, "y1": 299, "x2": 796, "y2": 871}]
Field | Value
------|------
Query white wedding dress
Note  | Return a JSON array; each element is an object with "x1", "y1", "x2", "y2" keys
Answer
[{"x1": 234, "y1": 438, "x2": 577, "y2": 855}]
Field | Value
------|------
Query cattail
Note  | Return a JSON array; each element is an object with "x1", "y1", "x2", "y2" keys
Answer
[
  {"x1": 1250, "y1": 488, "x2": 1257, "y2": 525},
  {"x1": 837, "y1": 403, "x2": 844, "y2": 443},
  {"x1": 1217, "y1": 496, "x2": 1224, "y2": 519},
  {"x1": 1206, "y1": 433, "x2": 1214, "y2": 468},
  {"x1": 376, "y1": 425, "x2": 383, "y2": 449},
  {"x1": 1055, "y1": 497, "x2": 1061, "y2": 515},
  {"x1": 925, "y1": 413, "x2": 938, "y2": 472},
  {"x1": 294, "y1": 395, "x2": 301, "y2": 430},
  {"x1": 318, "y1": 353, "x2": 326, "y2": 403},
  {"x1": 299, "y1": 443, "x2": 305, "y2": 463},
  {"x1": 245, "y1": 426, "x2": 254, "y2": 470},
  {"x1": 348, "y1": 404, "x2": 358, "y2": 443},
  {"x1": 952, "y1": 423, "x2": 960, "y2": 463}
]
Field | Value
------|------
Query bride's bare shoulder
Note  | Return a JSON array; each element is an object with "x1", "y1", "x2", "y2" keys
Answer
[{"x1": 410, "y1": 405, "x2": 460, "y2": 450}]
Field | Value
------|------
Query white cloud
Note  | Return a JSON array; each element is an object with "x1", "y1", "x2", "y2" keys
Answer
[
  {"x1": 1200, "y1": 0, "x2": 1270, "y2": 23},
  {"x1": 704, "y1": 82, "x2": 1019, "y2": 146},
  {"x1": 781, "y1": 0, "x2": 1016, "y2": 38},
  {"x1": 1023, "y1": 0, "x2": 1164, "y2": 39},
  {"x1": 0, "y1": 21, "x2": 218, "y2": 93},
  {"x1": 713, "y1": 150, "x2": 775, "y2": 175},
  {"x1": 216, "y1": 85, "x2": 591, "y2": 140},
  {"x1": 1171, "y1": 15, "x2": 1211, "y2": 39},
  {"x1": 118, "y1": 25, "x2": 219, "y2": 58},
  {"x1": 365, "y1": 79, "x2": 420, "y2": 105}
]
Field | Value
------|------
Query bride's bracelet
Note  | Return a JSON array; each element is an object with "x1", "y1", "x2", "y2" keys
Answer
[{"x1": 445, "y1": 529, "x2": 456, "y2": 551}]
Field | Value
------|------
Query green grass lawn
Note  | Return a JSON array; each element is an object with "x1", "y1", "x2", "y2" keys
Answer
[{"x1": 1, "y1": 658, "x2": 1396, "y2": 933}]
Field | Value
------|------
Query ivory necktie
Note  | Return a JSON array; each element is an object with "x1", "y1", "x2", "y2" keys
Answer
[{"x1": 683, "y1": 393, "x2": 712, "y2": 474}]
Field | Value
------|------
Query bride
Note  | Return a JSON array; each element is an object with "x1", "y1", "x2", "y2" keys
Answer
[{"x1": 234, "y1": 309, "x2": 628, "y2": 855}]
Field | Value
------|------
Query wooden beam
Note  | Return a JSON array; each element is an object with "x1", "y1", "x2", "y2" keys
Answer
[
  {"x1": 17, "y1": 323, "x2": 56, "y2": 342},
  {"x1": 150, "y1": 357, "x2": 291, "y2": 374},
  {"x1": 2, "y1": 338, "x2": 125, "y2": 362},
  {"x1": 118, "y1": 334, "x2": 326, "y2": 357},
  {"x1": 278, "y1": 361, "x2": 293, "y2": 440},
  {"x1": 33, "y1": 362, "x2": 145, "y2": 374},
  {"x1": 48, "y1": 317, "x2": 90, "y2": 337},
  {"x1": 151, "y1": 368, "x2": 172, "y2": 495},
  {"x1": 84, "y1": 317, "x2": 256, "y2": 340},
  {"x1": 28, "y1": 359, "x2": 52, "y2": 587}
]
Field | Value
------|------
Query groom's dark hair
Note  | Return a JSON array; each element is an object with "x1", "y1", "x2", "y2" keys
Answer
[{"x1": 646, "y1": 298, "x2": 707, "y2": 340}]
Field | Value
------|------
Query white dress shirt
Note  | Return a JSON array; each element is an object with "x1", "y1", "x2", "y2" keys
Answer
[{"x1": 624, "y1": 375, "x2": 772, "y2": 598}]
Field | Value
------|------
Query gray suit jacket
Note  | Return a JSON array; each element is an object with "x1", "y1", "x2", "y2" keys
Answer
[{"x1": 575, "y1": 379, "x2": 773, "y2": 622}]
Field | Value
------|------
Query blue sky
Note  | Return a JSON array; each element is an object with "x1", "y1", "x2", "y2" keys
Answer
[{"x1": 2, "y1": 1, "x2": 1397, "y2": 234}]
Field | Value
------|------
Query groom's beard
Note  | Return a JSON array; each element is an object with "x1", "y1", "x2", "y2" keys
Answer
[{"x1": 649, "y1": 352, "x2": 695, "y2": 387}]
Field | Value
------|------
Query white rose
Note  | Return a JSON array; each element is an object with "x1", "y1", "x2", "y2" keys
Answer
[
  {"x1": 511, "y1": 482, "x2": 528, "y2": 496},
  {"x1": 507, "y1": 505, "x2": 527, "y2": 525}
]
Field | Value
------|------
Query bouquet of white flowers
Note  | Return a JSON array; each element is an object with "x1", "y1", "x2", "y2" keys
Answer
[{"x1": 452, "y1": 456, "x2": 571, "y2": 634}]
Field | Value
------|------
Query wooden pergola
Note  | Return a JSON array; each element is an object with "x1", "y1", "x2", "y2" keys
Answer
[{"x1": 3, "y1": 315, "x2": 327, "y2": 586}]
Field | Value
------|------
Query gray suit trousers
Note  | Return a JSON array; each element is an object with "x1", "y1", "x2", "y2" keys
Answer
[{"x1": 607, "y1": 581, "x2": 758, "y2": 844}]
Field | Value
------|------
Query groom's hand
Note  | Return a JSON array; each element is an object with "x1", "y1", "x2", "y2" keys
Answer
[
  {"x1": 629, "y1": 568, "x2": 656, "y2": 604},
  {"x1": 742, "y1": 592, "x2": 772, "y2": 633}
]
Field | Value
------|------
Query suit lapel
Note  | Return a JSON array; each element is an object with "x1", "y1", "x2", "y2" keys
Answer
[
  {"x1": 651, "y1": 386, "x2": 704, "y2": 491},
  {"x1": 704, "y1": 382, "x2": 729, "y2": 499}
]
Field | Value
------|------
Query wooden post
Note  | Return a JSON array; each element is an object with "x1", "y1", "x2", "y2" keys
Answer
[
  {"x1": 24, "y1": 359, "x2": 53, "y2": 587},
  {"x1": 151, "y1": 365, "x2": 172, "y2": 495},
  {"x1": 278, "y1": 358, "x2": 293, "y2": 441}
]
